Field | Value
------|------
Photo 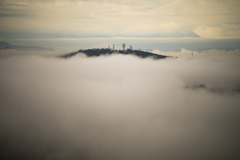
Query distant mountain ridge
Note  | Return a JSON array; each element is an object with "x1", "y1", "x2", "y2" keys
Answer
[
  {"x1": 0, "y1": 42, "x2": 52, "y2": 50},
  {"x1": 61, "y1": 48, "x2": 169, "y2": 60}
]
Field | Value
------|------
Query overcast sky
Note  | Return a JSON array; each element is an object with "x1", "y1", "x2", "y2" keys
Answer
[{"x1": 0, "y1": 0, "x2": 240, "y2": 39}]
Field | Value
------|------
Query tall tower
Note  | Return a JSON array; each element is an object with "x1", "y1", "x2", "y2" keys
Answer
[
  {"x1": 129, "y1": 45, "x2": 132, "y2": 50},
  {"x1": 113, "y1": 44, "x2": 115, "y2": 50},
  {"x1": 122, "y1": 43, "x2": 126, "y2": 51}
]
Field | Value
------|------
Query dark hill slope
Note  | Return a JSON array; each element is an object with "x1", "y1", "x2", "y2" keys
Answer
[{"x1": 61, "y1": 48, "x2": 168, "y2": 59}]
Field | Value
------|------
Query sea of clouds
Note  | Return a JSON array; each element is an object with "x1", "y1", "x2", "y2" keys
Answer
[{"x1": 0, "y1": 48, "x2": 240, "y2": 160}]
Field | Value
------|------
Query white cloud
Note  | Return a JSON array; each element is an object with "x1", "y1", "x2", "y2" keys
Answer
[
  {"x1": 193, "y1": 26, "x2": 223, "y2": 38},
  {"x1": 194, "y1": 24, "x2": 240, "y2": 38}
]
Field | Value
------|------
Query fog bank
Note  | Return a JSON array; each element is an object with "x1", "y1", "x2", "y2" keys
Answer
[{"x1": 0, "y1": 49, "x2": 240, "y2": 160}]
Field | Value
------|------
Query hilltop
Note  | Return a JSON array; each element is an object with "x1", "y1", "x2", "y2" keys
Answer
[{"x1": 61, "y1": 48, "x2": 168, "y2": 60}]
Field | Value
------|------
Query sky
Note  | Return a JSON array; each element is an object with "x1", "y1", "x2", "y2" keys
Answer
[{"x1": 0, "y1": 0, "x2": 240, "y2": 39}]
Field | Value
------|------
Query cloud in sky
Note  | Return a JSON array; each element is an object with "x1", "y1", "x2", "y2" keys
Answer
[
  {"x1": 0, "y1": 48, "x2": 240, "y2": 159},
  {"x1": 0, "y1": 0, "x2": 240, "y2": 38}
]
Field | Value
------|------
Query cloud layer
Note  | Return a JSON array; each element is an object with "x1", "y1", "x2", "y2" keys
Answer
[{"x1": 0, "y1": 48, "x2": 240, "y2": 159}]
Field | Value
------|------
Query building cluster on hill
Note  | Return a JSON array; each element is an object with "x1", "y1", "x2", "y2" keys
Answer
[{"x1": 108, "y1": 43, "x2": 133, "y2": 52}]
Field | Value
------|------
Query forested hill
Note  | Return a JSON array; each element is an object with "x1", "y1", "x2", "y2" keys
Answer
[{"x1": 61, "y1": 48, "x2": 168, "y2": 59}]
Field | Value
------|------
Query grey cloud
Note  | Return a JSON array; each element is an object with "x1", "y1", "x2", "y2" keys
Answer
[{"x1": 0, "y1": 1, "x2": 31, "y2": 18}]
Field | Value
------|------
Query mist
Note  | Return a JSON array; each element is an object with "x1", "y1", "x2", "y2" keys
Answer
[{"x1": 0, "y1": 49, "x2": 240, "y2": 160}]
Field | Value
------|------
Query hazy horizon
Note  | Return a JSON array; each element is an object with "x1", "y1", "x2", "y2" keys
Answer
[{"x1": 2, "y1": 37, "x2": 240, "y2": 52}]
